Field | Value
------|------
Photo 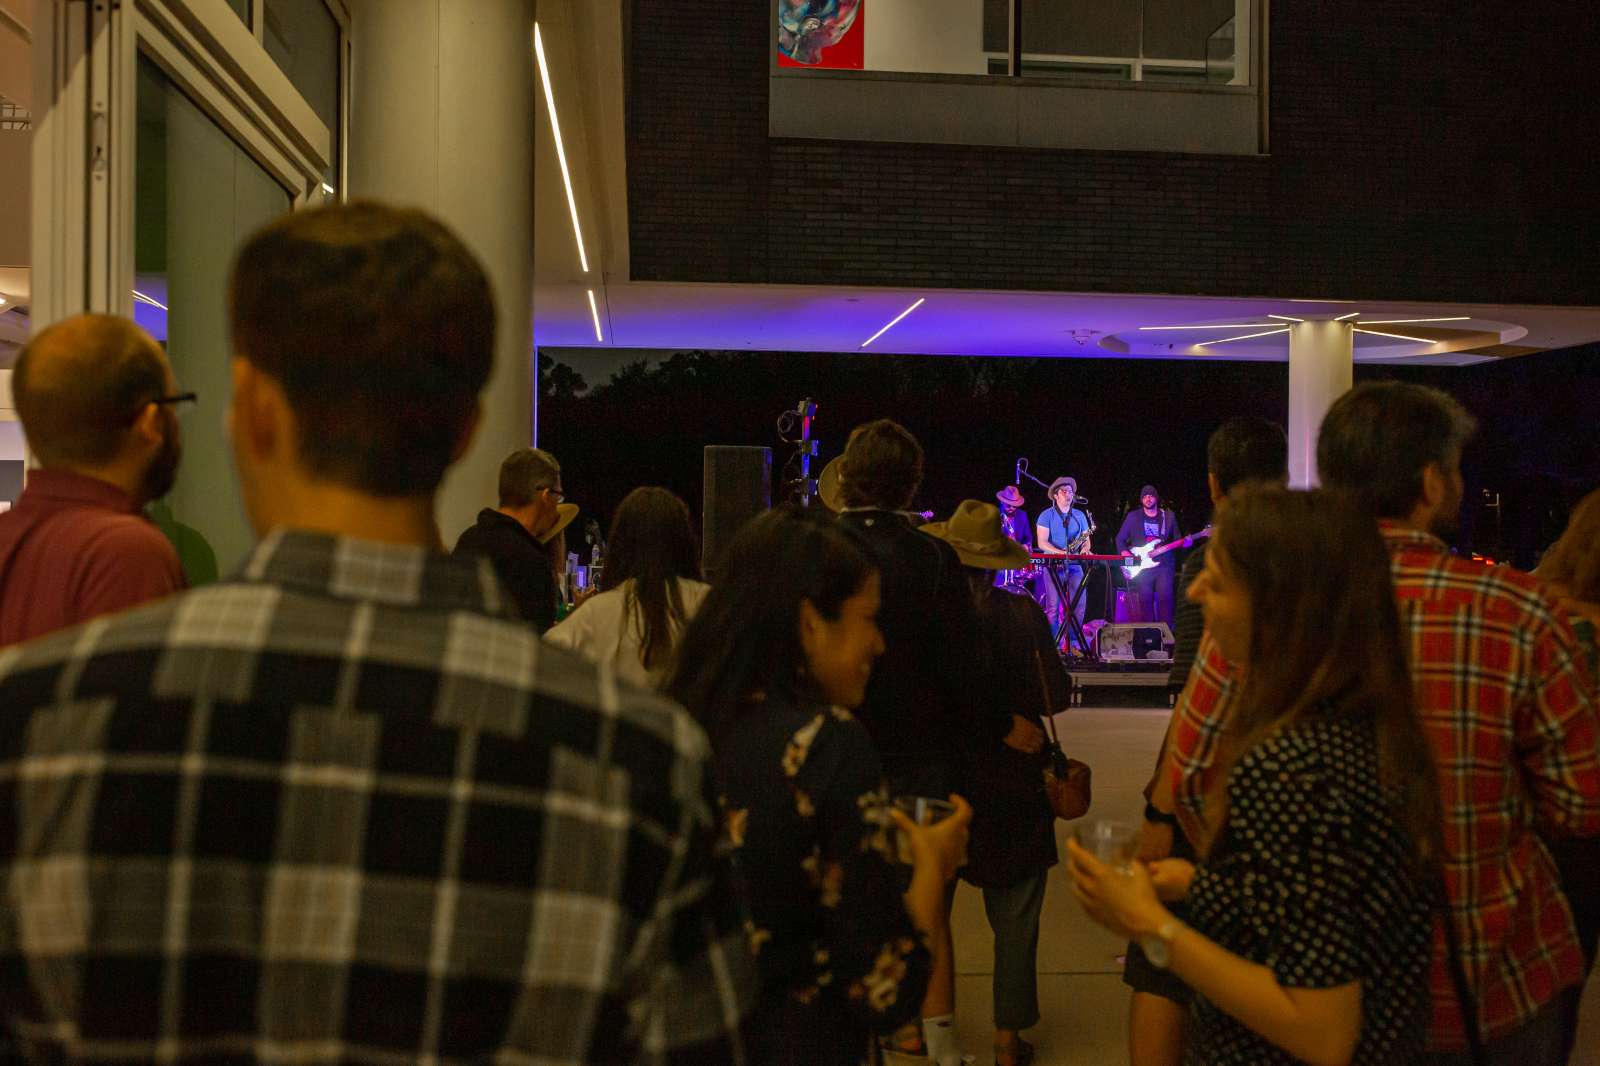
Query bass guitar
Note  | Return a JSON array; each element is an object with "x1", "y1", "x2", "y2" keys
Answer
[{"x1": 1122, "y1": 526, "x2": 1211, "y2": 580}]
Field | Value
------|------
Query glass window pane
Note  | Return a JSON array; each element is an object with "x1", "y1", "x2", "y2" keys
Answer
[
  {"x1": 225, "y1": 0, "x2": 251, "y2": 29},
  {"x1": 1142, "y1": 0, "x2": 1236, "y2": 62},
  {"x1": 136, "y1": 54, "x2": 292, "y2": 583},
  {"x1": 264, "y1": 0, "x2": 340, "y2": 187}
]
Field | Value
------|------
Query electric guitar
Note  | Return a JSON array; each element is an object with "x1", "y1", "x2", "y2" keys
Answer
[{"x1": 1122, "y1": 526, "x2": 1211, "y2": 580}]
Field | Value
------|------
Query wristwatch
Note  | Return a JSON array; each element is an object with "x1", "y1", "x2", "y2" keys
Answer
[
  {"x1": 1139, "y1": 918, "x2": 1184, "y2": 970},
  {"x1": 1144, "y1": 801, "x2": 1178, "y2": 827}
]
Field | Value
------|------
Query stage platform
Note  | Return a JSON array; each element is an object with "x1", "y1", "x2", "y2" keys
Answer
[{"x1": 1064, "y1": 659, "x2": 1174, "y2": 705}]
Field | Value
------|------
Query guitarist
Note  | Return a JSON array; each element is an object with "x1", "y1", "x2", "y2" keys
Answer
[
  {"x1": 1115, "y1": 484, "x2": 1178, "y2": 623},
  {"x1": 1034, "y1": 476, "x2": 1092, "y2": 650}
]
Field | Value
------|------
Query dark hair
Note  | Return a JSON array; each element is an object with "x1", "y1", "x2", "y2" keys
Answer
[
  {"x1": 666, "y1": 506, "x2": 876, "y2": 748},
  {"x1": 1538, "y1": 488, "x2": 1600, "y2": 604},
  {"x1": 601, "y1": 487, "x2": 702, "y2": 671},
  {"x1": 839, "y1": 418, "x2": 923, "y2": 510},
  {"x1": 13, "y1": 314, "x2": 168, "y2": 467},
  {"x1": 1204, "y1": 487, "x2": 1444, "y2": 880},
  {"x1": 498, "y1": 448, "x2": 561, "y2": 508},
  {"x1": 228, "y1": 201, "x2": 495, "y2": 496},
  {"x1": 1317, "y1": 381, "x2": 1477, "y2": 519},
  {"x1": 1207, "y1": 417, "x2": 1288, "y2": 496}
]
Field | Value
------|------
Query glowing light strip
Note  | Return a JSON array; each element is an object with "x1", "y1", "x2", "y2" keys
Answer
[
  {"x1": 860, "y1": 297, "x2": 925, "y2": 348},
  {"x1": 321, "y1": 182, "x2": 335, "y2": 195},
  {"x1": 587, "y1": 289, "x2": 603, "y2": 342},
  {"x1": 1138, "y1": 323, "x2": 1279, "y2": 331},
  {"x1": 0, "y1": 296, "x2": 6, "y2": 306},
  {"x1": 1334, "y1": 311, "x2": 1361, "y2": 321},
  {"x1": 1355, "y1": 316, "x2": 1471, "y2": 324},
  {"x1": 1354, "y1": 327, "x2": 1436, "y2": 344},
  {"x1": 1266, "y1": 314, "x2": 1304, "y2": 323},
  {"x1": 1196, "y1": 327, "x2": 1290, "y2": 348},
  {"x1": 131, "y1": 289, "x2": 168, "y2": 311},
  {"x1": 534, "y1": 23, "x2": 590, "y2": 274}
]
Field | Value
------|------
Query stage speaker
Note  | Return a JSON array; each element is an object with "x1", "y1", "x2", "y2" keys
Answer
[
  {"x1": 702, "y1": 446, "x2": 771, "y2": 579},
  {"x1": 1096, "y1": 622, "x2": 1175, "y2": 662}
]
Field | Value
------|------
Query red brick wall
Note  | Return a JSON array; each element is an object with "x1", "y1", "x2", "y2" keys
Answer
[{"x1": 626, "y1": 2, "x2": 1600, "y2": 304}]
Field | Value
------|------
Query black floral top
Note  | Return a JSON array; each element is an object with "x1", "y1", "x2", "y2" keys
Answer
[
  {"x1": 717, "y1": 700, "x2": 932, "y2": 1066},
  {"x1": 1184, "y1": 715, "x2": 1433, "y2": 1065}
]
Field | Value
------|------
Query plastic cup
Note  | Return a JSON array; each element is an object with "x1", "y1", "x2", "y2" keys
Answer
[
  {"x1": 1073, "y1": 819, "x2": 1139, "y2": 873},
  {"x1": 893, "y1": 795, "x2": 959, "y2": 865}
]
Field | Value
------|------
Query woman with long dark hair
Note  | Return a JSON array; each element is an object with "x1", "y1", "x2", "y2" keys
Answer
[
  {"x1": 1069, "y1": 487, "x2": 1443, "y2": 1065},
  {"x1": 666, "y1": 506, "x2": 970, "y2": 1066},
  {"x1": 546, "y1": 487, "x2": 708, "y2": 687}
]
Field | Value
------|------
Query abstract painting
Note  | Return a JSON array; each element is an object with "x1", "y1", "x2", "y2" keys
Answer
[{"x1": 777, "y1": 0, "x2": 864, "y2": 69}]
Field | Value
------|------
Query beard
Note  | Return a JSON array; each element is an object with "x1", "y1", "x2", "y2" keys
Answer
[{"x1": 140, "y1": 417, "x2": 182, "y2": 503}]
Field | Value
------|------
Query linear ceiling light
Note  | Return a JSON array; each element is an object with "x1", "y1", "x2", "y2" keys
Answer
[
  {"x1": 1195, "y1": 327, "x2": 1290, "y2": 348},
  {"x1": 860, "y1": 297, "x2": 925, "y2": 348},
  {"x1": 131, "y1": 289, "x2": 168, "y2": 311},
  {"x1": 1355, "y1": 316, "x2": 1471, "y2": 324},
  {"x1": 534, "y1": 23, "x2": 590, "y2": 274},
  {"x1": 1354, "y1": 327, "x2": 1436, "y2": 344},
  {"x1": 587, "y1": 289, "x2": 603, "y2": 342},
  {"x1": 1266, "y1": 314, "x2": 1304, "y2": 323},
  {"x1": 1138, "y1": 323, "x2": 1279, "y2": 331},
  {"x1": 1334, "y1": 311, "x2": 1361, "y2": 321}
]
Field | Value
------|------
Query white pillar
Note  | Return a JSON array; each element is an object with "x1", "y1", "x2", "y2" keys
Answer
[
  {"x1": 1287, "y1": 320, "x2": 1353, "y2": 488},
  {"x1": 348, "y1": 0, "x2": 536, "y2": 541}
]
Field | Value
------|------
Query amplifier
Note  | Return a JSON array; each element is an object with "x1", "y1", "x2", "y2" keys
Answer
[{"x1": 1095, "y1": 622, "x2": 1175, "y2": 662}]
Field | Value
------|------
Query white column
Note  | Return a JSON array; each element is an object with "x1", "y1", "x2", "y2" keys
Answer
[
  {"x1": 348, "y1": 0, "x2": 536, "y2": 541},
  {"x1": 1287, "y1": 320, "x2": 1353, "y2": 488}
]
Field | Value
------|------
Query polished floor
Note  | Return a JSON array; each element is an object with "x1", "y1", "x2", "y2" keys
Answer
[{"x1": 904, "y1": 705, "x2": 1600, "y2": 1066}]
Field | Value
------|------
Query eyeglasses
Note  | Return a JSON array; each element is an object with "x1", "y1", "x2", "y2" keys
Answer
[
  {"x1": 544, "y1": 486, "x2": 566, "y2": 502},
  {"x1": 153, "y1": 392, "x2": 198, "y2": 414}
]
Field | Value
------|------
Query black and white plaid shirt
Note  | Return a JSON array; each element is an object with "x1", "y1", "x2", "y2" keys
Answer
[{"x1": 0, "y1": 529, "x2": 754, "y2": 1063}]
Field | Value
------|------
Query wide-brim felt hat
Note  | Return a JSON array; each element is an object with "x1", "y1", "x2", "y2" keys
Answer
[
  {"x1": 539, "y1": 502, "x2": 580, "y2": 545},
  {"x1": 996, "y1": 485, "x2": 1025, "y2": 508},
  {"x1": 1047, "y1": 476, "x2": 1077, "y2": 497},
  {"x1": 921, "y1": 500, "x2": 1032, "y2": 571},
  {"x1": 818, "y1": 456, "x2": 845, "y2": 512}
]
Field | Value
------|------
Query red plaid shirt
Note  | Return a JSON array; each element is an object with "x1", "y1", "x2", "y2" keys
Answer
[{"x1": 1170, "y1": 523, "x2": 1600, "y2": 1050}]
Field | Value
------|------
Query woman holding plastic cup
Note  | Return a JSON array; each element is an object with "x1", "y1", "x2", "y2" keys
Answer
[
  {"x1": 1067, "y1": 487, "x2": 1443, "y2": 1065},
  {"x1": 668, "y1": 506, "x2": 971, "y2": 1066}
]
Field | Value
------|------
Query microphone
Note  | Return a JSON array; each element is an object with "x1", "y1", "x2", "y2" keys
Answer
[{"x1": 1015, "y1": 458, "x2": 1022, "y2": 484}]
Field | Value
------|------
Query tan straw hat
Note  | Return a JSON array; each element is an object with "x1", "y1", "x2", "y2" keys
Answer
[
  {"x1": 921, "y1": 500, "x2": 1031, "y2": 571},
  {"x1": 538, "y1": 502, "x2": 579, "y2": 545},
  {"x1": 818, "y1": 456, "x2": 845, "y2": 512}
]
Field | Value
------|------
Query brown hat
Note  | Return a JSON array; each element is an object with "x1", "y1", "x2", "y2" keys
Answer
[
  {"x1": 921, "y1": 500, "x2": 1032, "y2": 571},
  {"x1": 996, "y1": 485, "x2": 1025, "y2": 508},
  {"x1": 538, "y1": 502, "x2": 579, "y2": 545},
  {"x1": 1048, "y1": 476, "x2": 1077, "y2": 498},
  {"x1": 818, "y1": 456, "x2": 845, "y2": 512}
]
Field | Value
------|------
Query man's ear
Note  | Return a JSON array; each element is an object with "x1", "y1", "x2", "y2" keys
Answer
[
  {"x1": 130, "y1": 400, "x2": 165, "y2": 451},
  {"x1": 1207, "y1": 472, "x2": 1223, "y2": 506},
  {"x1": 1419, "y1": 462, "x2": 1449, "y2": 511},
  {"x1": 230, "y1": 358, "x2": 289, "y2": 462}
]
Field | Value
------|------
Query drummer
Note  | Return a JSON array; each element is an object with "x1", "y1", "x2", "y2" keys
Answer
[{"x1": 995, "y1": 485, "x2": 1033, "y2": 593}]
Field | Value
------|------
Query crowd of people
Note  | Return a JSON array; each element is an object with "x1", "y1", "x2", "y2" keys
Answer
[{"x1": 0, "y1": 200, "x2": 1594, "y2": 1065}]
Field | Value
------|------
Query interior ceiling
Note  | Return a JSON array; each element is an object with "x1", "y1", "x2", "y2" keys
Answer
[{"x1": 531, "y1": 3, "x2": 1600, "y2": 366}]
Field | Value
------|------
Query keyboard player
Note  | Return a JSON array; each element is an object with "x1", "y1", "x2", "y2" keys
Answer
[{"x1": 1034, "y1": 476, "x2": 1092, "y2": 650}]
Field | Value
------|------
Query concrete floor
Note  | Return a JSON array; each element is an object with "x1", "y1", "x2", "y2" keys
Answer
[{"x1": 906, "y1": 705, "x2": 1600, "y2": 1066}]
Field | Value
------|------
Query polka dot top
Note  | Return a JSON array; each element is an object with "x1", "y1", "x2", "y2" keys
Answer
[{"x1": 1184, "y1": 714, "x2": 1434, "y2": 1065}]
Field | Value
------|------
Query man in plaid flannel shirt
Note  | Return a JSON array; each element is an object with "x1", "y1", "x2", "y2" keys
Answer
[
  {"x1": 1154, "y1": 382, "x2": 1599, "y2": 1064},
  {"x1": 0, "y1": 203, "x2": 755, "y2": 1062}
]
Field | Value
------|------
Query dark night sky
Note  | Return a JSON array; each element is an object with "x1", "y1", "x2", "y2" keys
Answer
[{"x1": 537, "y1": 341, "x2": 1600, "y2": 572}]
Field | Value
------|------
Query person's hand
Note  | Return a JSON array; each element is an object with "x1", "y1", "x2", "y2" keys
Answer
[
  {"x1": 890, "y1": 794, "x2": 972, "y2": 882},
  {"x1": 1065, "y1": 837, "x2": 1169, "y2": 940},
  {"x1": 1135, "y1": 818, "x2": 1173, "y2": 863},
  {"x1": 1147, "y1": 859, "x2": 1196, "y2": 902},
  {"x1": 1003, "y1": 715, "x2": 1046, "y2": 755}
]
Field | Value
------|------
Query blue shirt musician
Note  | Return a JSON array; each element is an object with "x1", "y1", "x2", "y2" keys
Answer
[
  {"x1": 1115, "y1": 483, "x2": 1178, "y2": 624},
  {"x1": 1034, "y1": 476, "x2": 1091, "y2": 649}
]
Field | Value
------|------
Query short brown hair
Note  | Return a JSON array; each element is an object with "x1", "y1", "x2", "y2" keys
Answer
[
  {"x1": 1317, "y1": 382, "x2": 1477, "y2": 519},
  {"x1": 497, "y1": 448, "x2": 561, "y2": 508},
  {"x1": 228, "y1": 201, "x2": 495, "y2": 497},
  {"x1": 13, "y1": 314, "x2": 169, "y2": 467},
  {"x1": 839, "y1": 419, "x2": 923, "y2": 510}
]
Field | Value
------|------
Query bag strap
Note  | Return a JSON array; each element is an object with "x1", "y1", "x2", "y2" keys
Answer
[
  {"x1": 1032, "y1": 647, "x2": 1064, "y2": 751},
  {"x1": 1437, "y1": 875, "x2": 1485, "y2": 1065}
]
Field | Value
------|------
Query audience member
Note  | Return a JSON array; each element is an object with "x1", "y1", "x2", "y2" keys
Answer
[
  {"x1": 667, "y1": 506, "x2": 969, "y2": 1066},
  {"x1": 1156, "y1": 382, "x2": 1600, "y2": 1065},
  {"x1": 834, "y1": 418, "x2": 988, "y2": 1065},
  {"x1": 1535, "y1": 486, "x2": 1600, "y2": 976},
  {"x1": 546, "y1": 486, "x2": 709, "y2": 688},
  {"x1": 1132, "y1": 416, "x2": 1287, "y2": 1066},
  {"x1": 1073, "y1": 486, "x2": 1442, "y2": 1065},
  {"x1": 0, "y1": 313, "x2": 186, "y2": 644},
  {"x1": 923, "y1": 500, "x2": 1066, "y2": 1066},
  {"x1": 452, "y1": 446, "x2": 564, "y2": 630},
  {"x1": 0, "y1": 202, "x2": 753, "y2": 1061}
]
